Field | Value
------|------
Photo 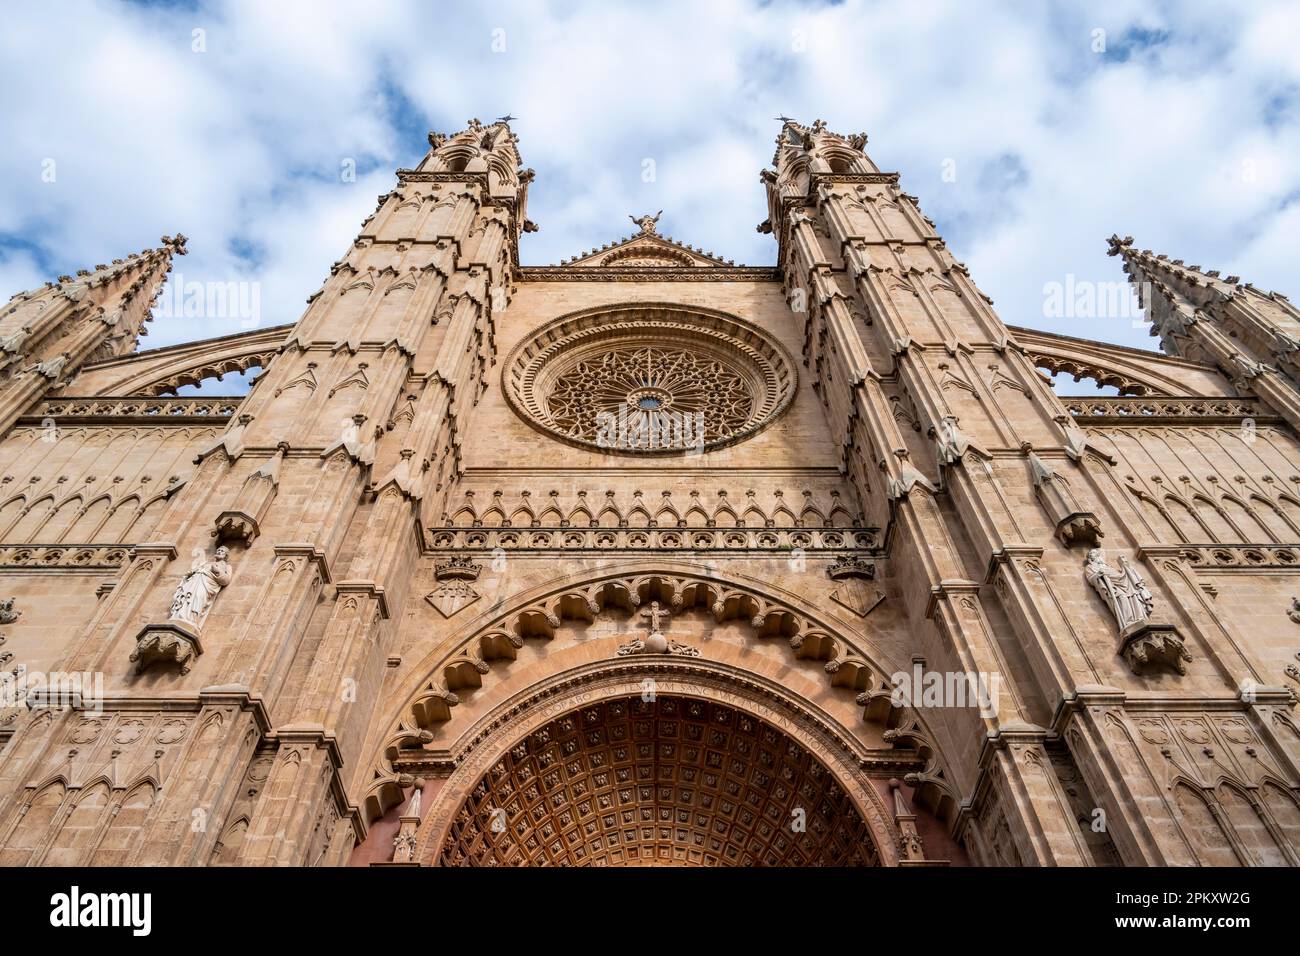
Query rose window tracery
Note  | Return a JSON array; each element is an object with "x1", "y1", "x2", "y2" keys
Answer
[
  {"x1": 545, "y1": 345, "x2": 755, "y2": 448},
  {"x1": 504, "y1": 304, "x2": 796, "y2": 454}
]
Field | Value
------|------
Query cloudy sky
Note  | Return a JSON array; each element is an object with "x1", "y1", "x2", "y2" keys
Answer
[{"x1": 1, "y1": 0, "x2": 1297, "y2": 393}]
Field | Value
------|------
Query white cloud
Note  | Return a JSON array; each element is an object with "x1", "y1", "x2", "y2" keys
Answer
[{"x1": 0, "y1": 0, "x2": 1297, "y2": 358}]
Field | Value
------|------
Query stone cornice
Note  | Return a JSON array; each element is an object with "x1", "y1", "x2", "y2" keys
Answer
[
  {"x1": 983, "y1": 546, "x2": 1045, "y2": 585},
  {"x1": 810, "y1": 172, "x2": 901, "y2": 185},
  {"x1": 333, "y1": 579, "x2": 390, "y2": 619},
  {"x1": 0, "y1": 543, "x2": 132, "y2": 571},
  {"x1": 394, "y1": 169, "x2": 490, "y2": 185},
  {"x1": 923, "y1": 578, "x2": 982, "y2": 620},
  {"x1": 82, "y1": 684, "x2": 274, "y2": 736},
  {"x1": 273, "y1": 543, "x2": 333, "y2": 584},
  {"x1": 426, "y1": 525, "x2": 880, "y2": 555},
  {"x1": 18, "y1": 395, "x2": 241, "y2": 426},
  {"x1": 271, "y1": 721, "x2": 345, "y2": 771}
]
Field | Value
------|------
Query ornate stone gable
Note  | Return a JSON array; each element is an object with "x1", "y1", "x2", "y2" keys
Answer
[{"x1": 555, "y1": 212, "x2": 741, "y2": 269}]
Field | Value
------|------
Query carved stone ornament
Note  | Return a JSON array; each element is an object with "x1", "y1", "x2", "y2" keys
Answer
[
  {"x1": 1029, "y1": 453, "x2": 1102, "y2": 547},
  {"x1": 628, "y1": 210, "x2": 662, "y2": 235},
  {"x1": 391, "y1": 782, "x2": 424, "y2": 864},
  {"x1": 215, "y1": 445, "x2": 284, "y2": 545},
  {"x1": 426, "y1": 581, "x2": 479, "y2": 619},
  {"x1": 130, "y1": 621, "x2": 203, "y2": 675},
  {"x1": 1289, "y1": 597, "x2": 1300, "y2": 624},
  {"x1": 1083, "y1": 548, "x2": 1190, "y2": 675},
  {"x1": 1121, "y1": 624, "x2": 1192, "y2": 676},
  {"x1": 934, "y1": 416, "x2": 981, "y2": 467},
  {"x1": 426, "y1": 555, "x2": 483, "y2": 618},
  {"x1": 130, "y1": 547, "x2": 231, "y2": 675},
  {"x1": 1084, "y1": 548, "x2": 1151, "y2": 631},
  {"x1": 0, "y1": 597, "x2": 19, "y2": 625},
  {"x1": 617, "y1": 600, "x2": 699, "y2": 657},
  {"x1": 32, "y1": 353, "x2": 70, "y2": 381},
  {"x1": 830, "y1": 578, "x2": 886, "y2": 619},
  {"x1": 827, "y1": 555, "x2": 875, "y2": 581},
  {"x1": 434, "y1": 555, "x2": 482, "y2": 582}
]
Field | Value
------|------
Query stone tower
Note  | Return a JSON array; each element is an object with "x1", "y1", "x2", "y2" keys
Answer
[{"x1": 0, "y1": 118, "x2": 1295, "y2": 867}]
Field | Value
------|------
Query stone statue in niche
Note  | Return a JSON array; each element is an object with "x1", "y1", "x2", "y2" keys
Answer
[
  {"x1": 392, "y1": 781, "x2": 424, "y2": 864},
  {"x1": 1083, "y1": 548, "x2": 1152, "y2": 633},
  {"x1": 169, "y1": 546, "x2": 232, "y2": 628}
]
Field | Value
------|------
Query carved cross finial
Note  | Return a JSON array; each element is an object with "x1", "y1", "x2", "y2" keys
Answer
[
  {"x1": 1106, "y1": 234, "x2": 1135, "y2": 257},
  {"x1": 639, "y1": 600, "x2": 669, "y2": 636},
  {"x1": 617, "y1": 600, "x2": 697, "y2": 658},
  {"x1": 628, "y1": 211, "x2": 662, "y2": 235}
]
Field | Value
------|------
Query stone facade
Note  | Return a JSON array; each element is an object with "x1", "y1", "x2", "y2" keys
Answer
[{"x1": 0, "y1": 118, "x2": 1297, "y2": 866}]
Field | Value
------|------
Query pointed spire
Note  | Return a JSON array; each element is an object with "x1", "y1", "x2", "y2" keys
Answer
[
  {"x1": 0, "y1": 233, "x2": 186, "y2": 403},
  {"x1": 1, "y1": 233, "x2": 185, "y2": 320},
  {"x1": 1108, "y1": 233, "x2": 1300, "y2": 370},
  {"x1": 1107, "y1": 232, "x2": 1239, "y2": 303}
]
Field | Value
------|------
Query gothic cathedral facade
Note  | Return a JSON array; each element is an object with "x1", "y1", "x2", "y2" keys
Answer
[{"x1": 0, "y1": 118, "x2": 1297, "y2": 867}]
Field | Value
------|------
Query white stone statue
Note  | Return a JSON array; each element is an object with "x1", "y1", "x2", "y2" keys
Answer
[
  {"x1": 168, "y1": 546, "x2": 232, "y2": 628},
  {"x1": 1083, "y1": 548, "x2": 1152, "y2": 634}
]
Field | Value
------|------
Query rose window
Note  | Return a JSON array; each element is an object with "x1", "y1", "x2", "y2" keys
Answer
[{"x1": 503, "y1": 305, "x2": 796, "y2": 454}]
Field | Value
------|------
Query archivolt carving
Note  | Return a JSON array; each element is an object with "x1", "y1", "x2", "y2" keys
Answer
[
  {"x1": 365, "y1": 565, "x2": 931, "y2": 828},
  {"x1": 72, "y1": 323, "x2": 288, "y2": 397},
  {"x1": 1030, "y1": 352, "x2": 1154, "y2": 396},
  {"x1": 1009, "y1": 324, "x2": 1206, "y2": 397},
  {"x1": 600, "y1": 246, "x2": 696, "y2": 268}
]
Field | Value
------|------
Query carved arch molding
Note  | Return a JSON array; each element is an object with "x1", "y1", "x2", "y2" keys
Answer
[
  {"x1": 1008, "y1": 325, "x2": 1201, "y2": 397},
  {"x1": 416, "y1": 666, "x2": 890, "y2": 867},
  {"x1": 75, "y1": 324, "x2": 289, "y2": 397},
  {"x1": 366, "y1": 565, "x2": 961, "y2": 865}
]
